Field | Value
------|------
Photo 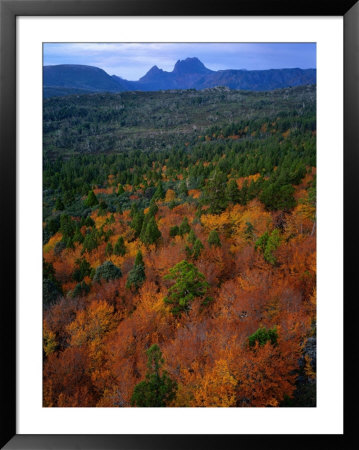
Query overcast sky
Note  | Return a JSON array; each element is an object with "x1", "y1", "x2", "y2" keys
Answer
[{"x1": 43, "y1": 43, "x2": 316, "y2": 81}]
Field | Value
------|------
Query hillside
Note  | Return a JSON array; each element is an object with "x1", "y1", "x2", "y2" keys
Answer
[
  {"x1": 43, "y1": 57, "x2": 316, "y2": 97},
  {"x1": 43, "y1": 83, "x2": 316, "y2": 408},
  {"x1": 43, "y1": 84, "x2": 316, "y2": 158}
]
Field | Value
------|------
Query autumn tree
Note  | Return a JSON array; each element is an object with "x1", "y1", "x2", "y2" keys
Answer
[{"x1": 131, "y1": 345, "x2": 177, "y2": 407}]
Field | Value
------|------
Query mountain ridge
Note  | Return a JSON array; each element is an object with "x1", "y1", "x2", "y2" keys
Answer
[{"x1": 43, "y1": 57, "x2": 316, "y2": 98}]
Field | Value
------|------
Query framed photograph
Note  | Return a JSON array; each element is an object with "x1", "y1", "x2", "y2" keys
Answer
[{"x1": 1, "y1": 0, "x2": 356, "y2": 448}]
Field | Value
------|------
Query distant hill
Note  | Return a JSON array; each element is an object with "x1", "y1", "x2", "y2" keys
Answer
[
  {"x1": 43, "y1": 57, "x2": 316, "y2": 97},
  {"x1": 43, "y1": 64, "x2": 127, "y2": 93}
]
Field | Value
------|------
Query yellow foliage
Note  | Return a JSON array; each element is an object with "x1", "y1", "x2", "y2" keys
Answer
[
  {"x1": 66, "y1": 300, "x2": 118, "y2": 348},
  {"x1": 165, "y1": 189, "x2": 176, "y2": 202},
  {"x1": 192, "y1": 359, "x2": 237, "y2": 407},
  {"x1": 43, "y1": 321, "x2": 57, "y2": 356},
  {"x1": 43, "y1": 233, "x2": 62, "y2": 254}
]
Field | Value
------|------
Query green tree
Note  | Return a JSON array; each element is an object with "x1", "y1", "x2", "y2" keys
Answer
[
  {"x1": 153, "y1": 181, "x2": 165, "y2": 200},
  {"x1": 73, "y1": 258, "x2": 91, "y2": 282},
  {"x1": 192, "y1": 239, "x2": 204, "y2": 260},
  {"x1": 226, "y1": 179, "x2": 240, "y2": 204},
  {"x1": 148, "y1": 198, "x2": 159, "y2": 216},
  {"x1": 55, "y1": 197, "x2": 64, "y2": 211},
  {"x1": 114, "y1": 236, "x2": 126, "y2": 256},
  {"x1": 141, "y1": 216, "x2": 161, "y2": 246},
  {"x1": 93, "y1": 261, "x2": 122, "y2": 283},
  {"x1": 248, "y1": 326, "x2": 278, "y2": 348},
  {"x1": 255, "y1": 229, "x2": 281, "y2": 264},
  {"x1": 178, "y1": 180, "x2": 188, "y2": 197},
  {"x1": 179, "y1": 217, "x2": 191, "y2": 236},
  {"x1": 260, "y1": 182, "x2": 296, "y2": 211},
  {"x1": 131, "y1": 344, "x2": 177, "y2": 407},
  {"x1": 169, "y1": 225, "x2": 179, "y2": 237},
  {"x1": 105, "y1": 241, "x2": 113, "y2": 256},
  {"x1": 117, "y1": 184, "x2": 125, "y2": 195},
  {"x1": 163, "y1": 260, "x2": 210, "y2": 315},
  {"x1": 203, "y1": 170, "x2": 228, "y2": 214},
  {"x1": 208, "y1": 230, "x2": 221, "y2": 247},
  {"x1": 84, "y1": 190, "x2": 99, "y2": 207},
  {"x1": 126, "y1": 251, "x2": 146, "y2": 290},
  {"x1": 187, "y1": 229, "x2": 197, "y2": 245},
  {"x1": 82, "y1": 230, "x2": 99, "y2": 254},
  {"x1": 130, "y1": 210, "x2": 145, "y2": 238}
]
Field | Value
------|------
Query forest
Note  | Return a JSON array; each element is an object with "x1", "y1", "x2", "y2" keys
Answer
[{"x1": 43, "y1": 84, "x2": 316, "y2": 407}]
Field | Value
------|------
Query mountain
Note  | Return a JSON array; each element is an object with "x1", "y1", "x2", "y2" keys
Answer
[
  {"x1": 43, "y1": 58, "x2": 316, "y2": 97},
  {"x1": 43, "y1": 64, "x2": 127, "y2": 92}
]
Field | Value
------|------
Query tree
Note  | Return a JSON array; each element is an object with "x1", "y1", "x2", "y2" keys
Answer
[
  {"x1": 226, "y1": 179, "x2": 240, "y2": 204},
  {"x1": 148, "y1": 198, "x2": 159, "y2": 216},
  {"x1": 114, "y1": 236, "x2": 126, "y2": 256},
  {"x1": 260, "y1": 182, "x2": 296, "y2": 211},
  {"x1": 179, "y1": 217, "x2": 191, "y2": 236},
  {"x1": 208, "y1": 230, "x2": 221, "y2": 247},
  {"x1": 105, "y1": 242, "x2": 113, "y2": 256},
  {"x1": 178, "y1": 180, "x2": 188, "y2": 197},
  {"x1": 248, "y1": 327, "x2": 278, "y2": 348},
  {"x1": 93, "y1": 261, "x2": 122, "y2": 283},
  {"x1": 55, "y1": 197, "x2": 64, "y2": 211},
  {"x1": 131, "y1": 345, "x2": 177, "y2": 407},
  {"x1": 141, "y1": 216, "x2": 161, "y2": 246},
  {"x1": 126, "y1": 251, "x2": 146, "y2": 290},
  {"x1": 82, "y1": 230, "x2": 99, "y2": 254},
  {"x1": 187, "y1": 229, "x2": 197, "y2": 245},
  {"x1": 152, "y1": 181, "x2": 165, "y2": 200},
  {"x1": 117, "y1": 184, "x2": 125, "y2": 196},
  {"x1": 192, "y1": 239, "x2": 204, "y2": 260},
  {"x1": 163, "y1": 260, "x2": 210, "y2": 315},
  {"x1": 203, "y1": 170, "x2": 228, "y2": 214},
  {"x1": 255, "y1": 229, "x2": 281, "y2": 264},
  {"x1": 73, "y1": 258, "x2": 91, "y2": 282},
  {"x1": 43, "y1": 259, "x2": 62, "y2": 307},
  {"x1": 130, "y1": 210, "x2": 144, "y2": 238},
  {"x1": 84, "y1": 190, "x2": 98, "y2": 207},
  {"x1": 169, "y1": 225, "x2": 179, "y2": 237}
]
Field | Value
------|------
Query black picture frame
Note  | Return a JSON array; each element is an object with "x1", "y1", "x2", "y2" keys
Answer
[{"x1": 1, "y1": 0, "x2": 357, "y2": 448}]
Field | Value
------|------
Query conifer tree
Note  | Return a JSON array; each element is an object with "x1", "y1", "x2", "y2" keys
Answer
[
  {"x1": 208, "y1": 230, "x2": 221, "y2": 247},
  {"x1": 131, "y1": 345, "x2": 177, "y2": 407},
  {"x1": 126, "y1": 250, "x2": 146, "y2": 290},
  {"x1": 84, "y1": 190, "x2": 98, "y2": 207}
]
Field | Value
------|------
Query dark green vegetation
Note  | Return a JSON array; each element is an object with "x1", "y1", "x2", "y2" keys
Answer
[
  {"x1": 131, "y1": 344, "x2": 177, "y2": 407},
  {"x1": 43, "y1": 85, "x2": 315, "y2": 226},
  {"x1": 43, "y1": 84, "x2": 315, "y2": 158}
]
